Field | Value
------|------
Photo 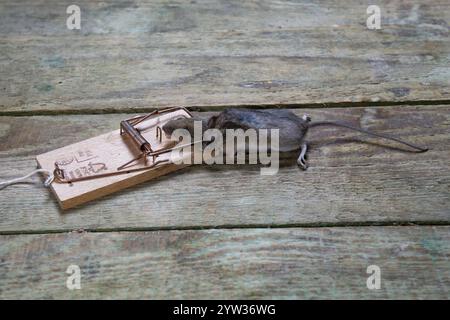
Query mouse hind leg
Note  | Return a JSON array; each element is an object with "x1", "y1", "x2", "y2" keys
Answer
[{"x1": 297, "y1": 143, "x2": 308, "y2": 170}]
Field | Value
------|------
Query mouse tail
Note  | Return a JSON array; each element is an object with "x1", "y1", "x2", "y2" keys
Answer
[{"x1": 308, "y1": 121, "x2": 428, "y2": 152}]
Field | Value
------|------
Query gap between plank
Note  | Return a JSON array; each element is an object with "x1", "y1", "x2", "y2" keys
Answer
[
  {"x1": 1, "y1": 99, "x2": 450, "y2": 117},
  {"x1": 1, "y1": 220, "x2": 449, "y2": 236}
]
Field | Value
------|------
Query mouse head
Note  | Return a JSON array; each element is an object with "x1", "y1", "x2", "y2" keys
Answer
[
  {"x1": 162, "y1": 117, "x2": 194, "y2": 136},
  {"x1": 162, "y1": 116, "x2": 206, "y2": 138}
]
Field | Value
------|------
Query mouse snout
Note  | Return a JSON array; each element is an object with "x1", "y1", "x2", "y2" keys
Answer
[
  {"x1": 162, "y1": 117, "x2": 198, "y2": 138},
  {"x1": 162, "y1": 121, "x2": 177, "y2": 137}
]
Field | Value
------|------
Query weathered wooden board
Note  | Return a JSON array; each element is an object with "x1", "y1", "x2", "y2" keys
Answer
[
  {"x1": 36, "y1": 108, "x2": 191, "y2": 209},
  {"x1": 0, "y1": 0, "x2": 449, "y2": 114},
  {"x1": 0, "y1": 106, "x2": 448, "y2": 233},
  {"x1": 0, "y1": 226, "x2": 448, "y2": 299}
]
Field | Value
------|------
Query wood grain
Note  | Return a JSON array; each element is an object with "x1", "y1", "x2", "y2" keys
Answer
[
  {"x1": 0, "y1": 226, "x2": 448, "y2": 299},
  {"x1": 0, "y1": 0, "x2": 449, "y2": 114},
  {"x1": 0, "y1": 106, "x2": 448, "y2": 233}
]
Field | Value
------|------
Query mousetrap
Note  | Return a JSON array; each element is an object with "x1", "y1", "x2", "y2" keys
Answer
[{"x1": 36, "y1": 107, "x2": 193, "y2": 209}]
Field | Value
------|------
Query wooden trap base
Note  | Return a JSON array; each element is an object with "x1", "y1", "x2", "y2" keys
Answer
[{"x1": 36, "y1": 109, "x2": 192, "y2": 210}]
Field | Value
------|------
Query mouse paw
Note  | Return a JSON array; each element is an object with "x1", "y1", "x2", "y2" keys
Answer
[
  {"x1": 297, "y1": 143, "x2": 308, "y2": 170},
  {"x1": 302, "y1": 114, "x2": 311, "y2": 122},
  {"x1": 297, "y1": 159, "x2": 308, "y2": 170}
]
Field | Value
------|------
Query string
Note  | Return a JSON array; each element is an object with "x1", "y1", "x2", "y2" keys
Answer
[{"x1": 0, "y1": 169, "x2": 54, "y2": 190}]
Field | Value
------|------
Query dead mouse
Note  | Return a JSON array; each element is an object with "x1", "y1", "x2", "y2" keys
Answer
[{"x1": 162, "y1": 108, "x2": 428, "y2": 169}]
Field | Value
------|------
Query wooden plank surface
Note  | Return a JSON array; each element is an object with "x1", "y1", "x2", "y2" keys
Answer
[
  {"x1": 0, "y1": 0, "x2": 449, "y2": 114},
  {"x1": 0, "y1": 105, "x2": 448, "y2": 233},
  {"x1": 0, "y1": 226, "x2": 448, "y2": 299},
  {"x1": 1, "y1": 0, "x2": 448, "y2": 300}
]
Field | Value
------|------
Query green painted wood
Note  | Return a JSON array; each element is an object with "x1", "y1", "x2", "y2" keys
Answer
[
  {"x1": 0, "y1": 0, "x2": 449, "y2": 113},
  {"x1": 0, "y1": 226, "x2": 448, "y2": 299}
]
